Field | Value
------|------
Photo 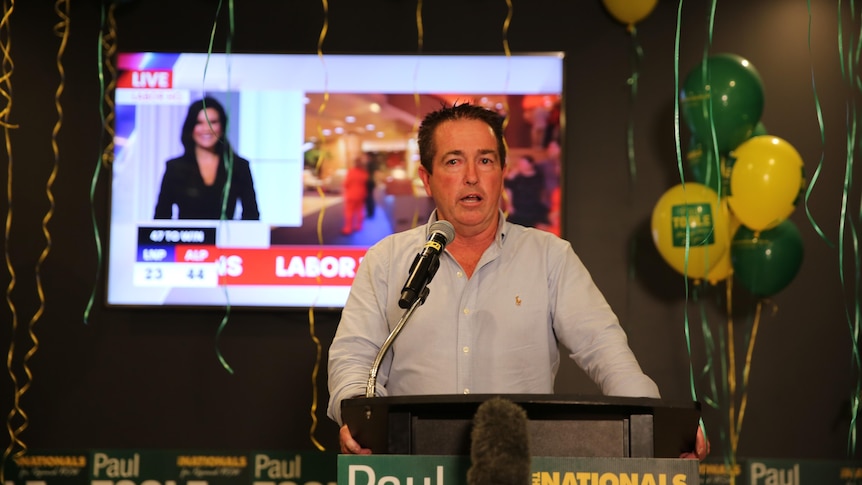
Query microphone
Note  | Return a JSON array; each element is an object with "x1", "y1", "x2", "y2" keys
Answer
[
  {"x1": 398, "y1": 220, "x2": 455, "y2": 309},
  {"x1": 467, "y1": 397, "x2": 531, "y2": 485}
]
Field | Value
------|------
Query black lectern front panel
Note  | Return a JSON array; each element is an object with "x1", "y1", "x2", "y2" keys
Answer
[{"x1": 341, "y1": 394, "x2": 700, "y2": 458}]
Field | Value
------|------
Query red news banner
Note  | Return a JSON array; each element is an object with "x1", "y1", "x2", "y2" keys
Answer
[
  {"x1": 118, "y1": 69, "x2": 173, "y2": 89},
  {"x1": 174, "y1": 245, "x2": 367, "y2": 286}
]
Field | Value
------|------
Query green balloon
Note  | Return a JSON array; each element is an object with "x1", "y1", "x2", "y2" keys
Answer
[
  {"x1": 686, "y1": 136, "x2": 726, "y2": 194},
  {"x1": 731, "y1": 220, "x2": 804, "y2": 297},
  {"x1": 751, "y1": 121, "x2": 768, "y2": 137},
  {"x1": 680, "y1": 53, "x2": 765, "y2": 153}
]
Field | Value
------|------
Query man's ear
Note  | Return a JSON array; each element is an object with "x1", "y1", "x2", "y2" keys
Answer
[{"x1": 418, "y1": 165, "x2": 432, "y2": 197}]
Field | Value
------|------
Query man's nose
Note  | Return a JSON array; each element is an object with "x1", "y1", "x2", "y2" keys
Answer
[{"x1": 464, "y1": 163, "x2": 479, "y2": 185}]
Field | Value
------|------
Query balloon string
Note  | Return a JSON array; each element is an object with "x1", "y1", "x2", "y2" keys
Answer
[
  {"x1": 626, "y1": 26, "x2": 644, "y2": 187},
  {"x1": 689, "y1": 285, "x2": 715, "y2": 453},
  {"x1": 203, "y1": 0, "x2": 235, "y2": 375},
  {"x1": 672, "y1": 0, "x2": 684, "y2": 187},
  {"x1": 849, "y1": 6, "x2": 862, "y2": 453},
  {"x1": 623, "y1": 24, "x2": 644, "y2": 315},
  {"x1": 1, "y1": 1, "x2": 20, "y2": 482},
  {"x1": 84, "y1": 2, "x2": 112, "y2": 324},
  {"x1": 842, "y1": 104, "x2": 861, "y2": 455},
  {"x1": 721, "y1": 274, "x2": 735, "y2": 479},
  {"x1": 214, "y1": 0, "x2": 236, "y2": 223},
  {"x1": 732, "y1": 299, "x2": 763, "y2": 453},
  {"x1": 803, "y1": 0, "x2": 833, "y2": 247},
  {"x1": 673, "y1": 0, "x2": 697, "y2": 414},
  {"x1": 725, "y1": 287, "x2": 738, "y2": 484},
  {"x1": 839, "y1": 0, "x2": 849, "y2": 81},
  {"x1": 673, "y1": 0, "x2": 720, "y2": 472},
  {"x1": 694, "y1": 287, "x2": 720, "y2": 410},
  {"x1": 838, "y1": 0, "x2": 862, "y2": 457}
]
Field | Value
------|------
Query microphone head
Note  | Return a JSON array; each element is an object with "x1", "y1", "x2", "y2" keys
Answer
[
  {"x1": 429, "y1": 220, "x2": 456, "y2": 245},
  {"x1": 467, "y1": 397, "x2": 531, "y2": 485}
]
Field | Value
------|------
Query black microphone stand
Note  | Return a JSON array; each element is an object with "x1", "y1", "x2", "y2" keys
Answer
[{"x1": 365, "y1": 286, "x2": 431, "y2": 398}]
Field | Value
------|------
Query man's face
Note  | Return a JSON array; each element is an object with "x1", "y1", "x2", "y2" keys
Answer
[{"x1": 418, "y1": 118, "x2": 505, "y2": 237}]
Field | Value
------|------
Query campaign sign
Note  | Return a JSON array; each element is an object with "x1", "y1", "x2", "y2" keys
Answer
[
  {"x1": 337, "y1": 455, "x2": 699, "y2": 485},
  {"x1": 3, "y1": 451, "x2": 88, "y2": 485},
  {"x1": 699, "y1": 458, "x2": 862, "y2": 485},
  {"x1": 2, "y1": 451, "x2": 337, "y2": 485},
  {"x1": 90, "y1": 450, "x2": 249, "y2": 485},
  {"x1": 249, "y1": 451, "x2": 336, "y2": 485}
]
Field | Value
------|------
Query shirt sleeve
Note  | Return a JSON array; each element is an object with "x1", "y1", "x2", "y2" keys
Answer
[
  {"x1": 326, "y1": 240, "x2": 395, "y2": 425},
  {"x1": 549, "y1": 240, "x2": 661, "y2": 399}
]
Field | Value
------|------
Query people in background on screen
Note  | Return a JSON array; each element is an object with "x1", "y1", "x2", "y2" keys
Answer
[
  {"x1": 154, "y1": 96, "x2": 260, "y2": 220},
  {"x1": 504, "y1": 154, "x2": 550, "y2": 228},
  {"x1": 326, "y1": 102, "x2": 709, "y2": 460},
  {"x1": 533, "y1": 139, "x2": 560, "y2": 205},
  {"x1": 364, "y1": 152, "x2": 381, "y2": 219},
  {"x1": 536, "y1": 138, "x2": 563, "y2": 236},
  {"x1": 341, "y1": 154, "x2": 370, "y2": 235}
]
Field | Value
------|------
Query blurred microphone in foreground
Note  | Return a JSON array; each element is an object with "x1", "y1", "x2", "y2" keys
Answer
[{"x1": 467, "y1": 397, "x2": 531, "y2": 485}]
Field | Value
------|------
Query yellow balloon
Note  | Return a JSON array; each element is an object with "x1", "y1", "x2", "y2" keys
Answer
[
  {"x1": 602, "y1": 0, "x2": 658, "y2": 29},
  {"x1": 651, "y1": 183, "x2": 730, "y2": 280},
  {"x1": 704, "y1": 206, "x2": 741, "y2": 285},
  {"x1": 727, "y1": 135, "x2": 805, "y2": 231}
]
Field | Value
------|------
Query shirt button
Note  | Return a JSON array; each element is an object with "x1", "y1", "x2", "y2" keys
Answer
[
  {"x1": 462, "y1": 346, "x2": 469, "y2": 353},
  {"x1": 463, "y1": 308, "x2": 470, "y2": 315},
  {"x1": 463, "y1": 388, "x2": 470, "y2": 394},
  {"x1": 457, "y1": 271, "x2": 463, "y2": 278}
]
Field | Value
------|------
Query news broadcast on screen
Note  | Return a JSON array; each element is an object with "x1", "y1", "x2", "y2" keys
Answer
[{"x1": 106, "y1": 51, "x2": 564, "y2": 309}]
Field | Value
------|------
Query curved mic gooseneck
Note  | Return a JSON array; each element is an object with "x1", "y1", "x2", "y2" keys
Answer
[
  {"x1": 366, "y1": 220, "x2": 455, "y2": 397},
  {"x1": 365, "y1": 286, "x2": 429, "y2": 398}
]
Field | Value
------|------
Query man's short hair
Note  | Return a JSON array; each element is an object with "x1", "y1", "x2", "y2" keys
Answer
[{"x1": 417, "y1": 103, "x2": 507, "y2": 174}]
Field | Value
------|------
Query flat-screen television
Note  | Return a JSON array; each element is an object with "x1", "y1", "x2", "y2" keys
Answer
[{"x1": 106, "y1": 51, "x2": 564, "y2": 309}]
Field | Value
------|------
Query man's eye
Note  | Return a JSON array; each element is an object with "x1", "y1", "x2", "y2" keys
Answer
[{"x1": 445, "y1": 158, "x2": 459, "y2": 165}]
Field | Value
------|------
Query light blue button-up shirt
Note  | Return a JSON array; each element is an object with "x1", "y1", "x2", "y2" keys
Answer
[{"x1": 327, "y1": 212, "x2": 660, "y2": 425}]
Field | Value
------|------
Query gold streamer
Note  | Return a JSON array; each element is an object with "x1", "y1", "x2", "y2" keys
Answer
[
  {"x1": 407, "y1": 0, "x2": 424, "y2": 229},
  {"x1": 4, "y1": 1, "x2": 70, "y2": 470},
  {"x1": 100, "y1": 3, "x2": 116, "y2": 167},
  {"x1": 7, "y1": 0, "x2": 69, "y2": 461},
  {"x1": 304, "y1": 0, "x2": 330, "y2": 452},
  {"x1": 732, "y1": 300, "x2": 764, "y2": 452},
  {"x1": 725, "y1": 293, "x2": 737, "y2": 473},
  {"x1": 497, "y1": 0, "x2": 513, "y2": 215},
  {"x1": 306, "y1": 308, "x2": 325, "y2": 451},
  {"x1": 1, "y1": 1, "x2": 20, "y2": 482}
]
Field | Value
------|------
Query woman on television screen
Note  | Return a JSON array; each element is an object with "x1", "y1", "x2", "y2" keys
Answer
[{"x1": 154, "y1": 96, "x2": 260, "y2": 220}]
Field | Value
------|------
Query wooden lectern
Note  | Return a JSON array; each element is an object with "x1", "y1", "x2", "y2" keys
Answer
[{"x1": 341, "y1": 394, "x2": 700, "y2": 458}]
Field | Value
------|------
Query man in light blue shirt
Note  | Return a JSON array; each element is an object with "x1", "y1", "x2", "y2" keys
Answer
[{"x1": 327, "y1": 103, "x2": 707, "y2": 459}]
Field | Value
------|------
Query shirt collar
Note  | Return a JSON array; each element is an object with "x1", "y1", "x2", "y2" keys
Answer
[{"x1": 426, "y1": 209, "x2": 508, "y2": 245}]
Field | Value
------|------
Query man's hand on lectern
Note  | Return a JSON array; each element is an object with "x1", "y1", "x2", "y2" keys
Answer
[
  {"x1": 340, "y1": 424, "x2": 372, "y2": 455},
  {"x1": 680, "y1": 425, "x2": 710, "y2": 461}
]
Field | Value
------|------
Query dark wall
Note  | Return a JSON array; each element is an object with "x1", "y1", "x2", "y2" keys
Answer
[{"x1": 0, "y1": 0, "x2": 859, "y2": 460}]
